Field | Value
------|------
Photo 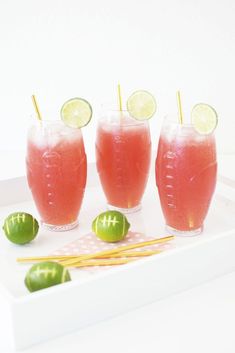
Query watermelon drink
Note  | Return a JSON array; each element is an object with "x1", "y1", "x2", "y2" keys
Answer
[
  {"x1": 96, "y1": 112, "x2": 151, "y2": 213},
  {"x1": 155, "y1": 118, "x2": 217, "y2": 236},
  {"x1": 26, "y1": 120, "x2": 87, "y2": 231}
]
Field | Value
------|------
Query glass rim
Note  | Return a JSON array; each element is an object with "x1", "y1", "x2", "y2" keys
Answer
[
  {"x1": 98, "y1": 112, "x2": 150, "y2": 126},
  {"x1": 163, "y1": 114, "x2": 194, "y2": 127},
  {"x1": 161, "y1": 115, "x2": 216, "y2": 137},
  {"x1": 28, "y1": 117, "x2": 83, "y2": 130}
]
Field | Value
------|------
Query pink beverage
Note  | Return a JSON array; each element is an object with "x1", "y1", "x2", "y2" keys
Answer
[
  {"x1": 26, "y1": 121, "x2": 87, "y2": 231},
  {"x1": 155, "y1": 118, "x2": 217, "y2": 236},
  {"x1": 96, "y1": 112, "x2": 151, "y2": 213}
]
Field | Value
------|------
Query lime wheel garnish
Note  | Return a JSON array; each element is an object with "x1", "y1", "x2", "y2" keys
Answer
[
  {"x1": 191, "y1": 103, "x2": 218, "y2": 135},
  {"x1": 61, "y1": 97, "x2": 92, "y2": 128},
  {"x1": 126, "y1": 90, "x2": 156, "y2": 120}
]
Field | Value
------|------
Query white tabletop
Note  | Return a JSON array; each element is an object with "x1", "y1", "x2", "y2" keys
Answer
[
  {"x1": 1, "y1": 271, "x2": 235, "y2": 353},
  {"x1": 0, "y1": 151, "x2": 235, "y2": 353}
]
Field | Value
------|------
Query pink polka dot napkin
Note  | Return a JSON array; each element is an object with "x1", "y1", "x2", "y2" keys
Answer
[{"x1": 52, "y1": 231, "x2": 173, "y2": 272}]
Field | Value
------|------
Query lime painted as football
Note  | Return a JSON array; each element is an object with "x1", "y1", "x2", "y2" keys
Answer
[
  {"x1": 92, "y1": 210, "x2": 130, "y2": 242},
  {"x1": 3, "y1": 212, "x2": 39, "y2": 245},
  {"x1": 25, "y1": 261, "x2": 71, "y2": 292}
]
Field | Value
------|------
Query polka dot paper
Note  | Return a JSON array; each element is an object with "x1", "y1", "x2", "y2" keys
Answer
[{"x1": 52, "y1": 231, "x2": 173, "y2": 273}]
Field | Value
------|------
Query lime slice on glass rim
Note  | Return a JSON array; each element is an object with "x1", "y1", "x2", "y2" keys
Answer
[
  {"x1": 126, "y1": 90, "x2": 157, "y2": 120},
  {"x1": 60, "y1": 97, "x2": 92, "y2": 128},
  {"x1": 191, "y1": 103, "x2": 218, "y2": 135}
]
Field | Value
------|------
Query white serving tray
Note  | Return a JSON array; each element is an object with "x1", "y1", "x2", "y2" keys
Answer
[{"x1": 0, "y1": 164, "x2": 235, "y2": 350}]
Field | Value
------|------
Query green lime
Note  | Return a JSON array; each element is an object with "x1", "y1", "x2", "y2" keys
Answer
[
  {"x1": 25, "y1": 261, "x2": 71, "y2": 292},
  {"x1": 127, "y1": 90, "x2": 157, "y2": 120},
  {"x1": 191, "y1": 103, "x2": 218, "y2": 135},
  {"x1": 61, "y1": 97, "x2": 92, "y2": 128},
  {"x1": 3, "y1": 212, "x2": 39, "y2": 245},
  {"x1": 92, "y1": 210, "x2": 130, "y2": 243}
]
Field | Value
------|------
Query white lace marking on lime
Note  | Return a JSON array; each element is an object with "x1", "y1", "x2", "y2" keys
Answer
[
  {"x1": 32, "y1": 217, "x2": 35, "y2": 235},
  {"x1": 11, "y1": 214, "x2": 27, "y2": 225},
  {"x1": 34, "y1": 266, "x2": 57, "y2": 279},
  {"x1": 100, "y1": 215, "x2": 119, "y2": 227},
  {"x1": 5, "y1": 220, "x2": 10, "y2": 235},
  {"x1": 61, "y1": 267, "x2": 68, "y2": 283},
  {"x1": 95, "y1": 216, "x2": 99, "y2": 234},
  {"x1": 122, "y1": 214, "x2": 126, "y2": 237}
]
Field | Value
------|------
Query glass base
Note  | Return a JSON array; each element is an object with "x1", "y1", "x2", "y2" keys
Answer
[
  {"x1": 107, "y1": 203, "x2": 141, "y2": 214},
  {"x1": 42, "y1": 220, "x2": 78, "y2": 232},
  {"x1": 166, "y1": 224, "x2": 202, "y2": 237}
]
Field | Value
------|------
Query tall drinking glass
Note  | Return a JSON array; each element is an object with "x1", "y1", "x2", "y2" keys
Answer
[
  {"x1": 96, "y1": 111, "x2": 151, "y2": 213},
  {"x1": 26, "y1": 120, "x2": 87, "y2": 231},
  {"x1": 155, "y1": 117, "x2": 217, "y2": 236}
]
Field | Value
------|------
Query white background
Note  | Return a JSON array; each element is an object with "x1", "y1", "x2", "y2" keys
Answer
[
  {"x1": 0, "y1": 0, "x2": 235, "y2": 168},
  {"x1": 0, "y1": 2, "x2": 235, "y2": 351}
]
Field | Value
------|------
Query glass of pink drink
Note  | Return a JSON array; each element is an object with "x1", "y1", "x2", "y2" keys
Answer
[
  {"x1": 26, "y1": 120, "x2": 87, "y2": 231},
  {"x1": 155, "y1": 117, "x2": 217, "y2": 236},
  {"x1": 96, "y1": 111, "x2": 151, "y2": 213}
]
